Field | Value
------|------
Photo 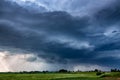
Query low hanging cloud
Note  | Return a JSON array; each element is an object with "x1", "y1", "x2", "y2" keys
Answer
[
  {"x1": 0, "y1": 50, "x2": 108, "y2": 72},
  {"x1": 0, "y1": 51, "x2": 68, "y2": 72},
  {"x1": 73, "y1": 65, "x2": 108, "y2": 71},
  {"x1": 0, "y1": 0, "x2": 120, "y2": 71}
]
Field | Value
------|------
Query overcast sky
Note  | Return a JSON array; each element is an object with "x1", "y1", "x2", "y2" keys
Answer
[{"x1": 0, "y1": 0, "x2": 120, "y2": 72}]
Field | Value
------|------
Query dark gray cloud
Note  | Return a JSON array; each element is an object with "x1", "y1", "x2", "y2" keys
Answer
[
  {"x1": 0, "y1": 0, "x2": 120, "y2": 70},
  {"x1": 94, "y1": 0, "x2": 120, "y2": 26}
]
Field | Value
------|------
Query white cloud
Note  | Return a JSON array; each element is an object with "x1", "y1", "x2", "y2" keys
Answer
[
  {"x1": 104, "y1": 27, "x2": 120, "y2": 37},
  {"x1": 0, "y1": 51, "x2": 51, "y2": 72},
  {"x1": 73, "y1": 64, "x2": 109, "y2": 71},
  {"x1": 0, "y1": 51, "x2": 70, "y2": 72}
]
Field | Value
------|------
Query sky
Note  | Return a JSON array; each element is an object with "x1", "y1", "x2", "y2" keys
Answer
[{"x1": 0, "y1": 0, "x2": 120, "y2": 72}]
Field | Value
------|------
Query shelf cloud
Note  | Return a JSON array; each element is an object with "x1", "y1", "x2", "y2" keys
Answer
[{"x1": 0, "y1": 0, "x2": 120, "y2": 71}]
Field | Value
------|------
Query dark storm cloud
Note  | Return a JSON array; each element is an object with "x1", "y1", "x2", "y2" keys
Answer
[
  {"x1": 94, "y1": 0, "x2": 120, "y2": 25},
  {"x1": 1, "y1": 0, "x2": 120, "y2": 69}
]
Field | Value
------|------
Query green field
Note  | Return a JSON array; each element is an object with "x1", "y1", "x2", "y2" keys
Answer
[
  {"x1": 0, "y1": 72, "x2": 119, "y2": 80},
  {"x1": 0, "y1": 72, "x2": 101, "y2": 80}
]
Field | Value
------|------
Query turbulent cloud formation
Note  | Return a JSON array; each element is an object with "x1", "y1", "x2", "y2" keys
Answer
[
  {"x1": 0, "y1": 51, "x2": 70, "y2": 72},
  {"x1": 7, "y1": 0, "x2": 114, "y2": 16},
  {"x1": 0, "y1": 0, "x2": 120, "y2": 71}
]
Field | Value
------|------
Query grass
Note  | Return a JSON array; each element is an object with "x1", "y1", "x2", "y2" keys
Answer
[
  {"x1": 0, "y1": 72, "x2": 119, "y2": 80},
  {"x1": 0, "y1": 72, "x2": 102, "y2": 80},
  {"x1": 100, "y1": 72, "x2": 120, "y2": 80},
  {"x1": 0, "y1": 72, "x2": 120, "y2": 80},
  {"x1": 101, "y1": 72, "x2": 120, "y2": 77}
]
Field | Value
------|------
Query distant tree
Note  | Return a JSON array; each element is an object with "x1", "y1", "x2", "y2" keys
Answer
[
  {"x1": 94, "y1": 69, "x2": 99, "y2": 72},
  {"x1": 111, "y1": 69, "x2": 120, "y2": 72},
  {"x1": 111, "y1": 69, "x2": 114, "y2": 72},
  {"x1": 42, "y1": 71, "x2": 49, "y2": 73},
  {"x1": 96, "y1": 72, "x2": 103, "y2": 76},
  {"x1": 77, "y1": 70, "x2": 81, "y2": 72},
  {"x1": 59, "y1": 69, "x2": 68, "y2": 73}
]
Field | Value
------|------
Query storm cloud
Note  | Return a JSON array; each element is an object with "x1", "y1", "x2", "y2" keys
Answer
[{"x1": 0, "y1": 0, "x2": 120, "y2": 71}]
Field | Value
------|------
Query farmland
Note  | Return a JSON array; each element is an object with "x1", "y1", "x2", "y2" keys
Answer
[
  {"x1": 0, "y1": 72, "x2": 107, "y2": 80},
  {"x1": 0, "y1": 72, "x2": 119, "y2": 80}
]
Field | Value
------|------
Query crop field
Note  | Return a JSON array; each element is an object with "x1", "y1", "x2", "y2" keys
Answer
[
  {"x1": 0, "y1": 72, "x2": 119, "y2": 80},
  {"x1": 0, "y1": 72, "x2": 100, "y2": 80}
]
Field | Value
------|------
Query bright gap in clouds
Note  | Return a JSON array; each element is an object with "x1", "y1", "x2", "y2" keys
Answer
[
  {"x1": 7, "y1": 0, "x2": 49, "y2": 12},
  {"x1": 0, "y1": 51, "x2": 67, "y2": 72},
  {"x1": 0, "y1": 51, "x2": 51, "y2": 72}
]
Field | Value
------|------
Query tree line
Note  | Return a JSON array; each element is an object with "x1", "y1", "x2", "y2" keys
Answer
[{"x1": 0, "y1": 68, "x2": 120, "y2": 74}]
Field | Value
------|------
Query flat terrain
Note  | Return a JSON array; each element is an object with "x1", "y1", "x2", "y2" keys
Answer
[
  {"x1": 0, "y1": 72, "x2": 119, "y2": 80},
  {"x1": 0, "y1": 72, "x2": 101, "y2": 80}
]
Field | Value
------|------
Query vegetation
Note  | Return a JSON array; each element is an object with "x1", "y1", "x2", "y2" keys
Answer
[
  {"x1": 111, "y1": 69, "x2": 120, "y2": 72},
  {"x1": 58, "y1": 69, "x2": 68, "y2": 73},
  {"x1": 96, "y1": 72, "x2": 104, "y2": 76},
  {"x1": 0, "y1": 69, "x2": 119, "y2": 80},
  {"x1": 101, "y1": 72, "x2": 120, "y2": 77},
  {"x1": 0, "y1": 72, "x2": 103, "y2": 80}
]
